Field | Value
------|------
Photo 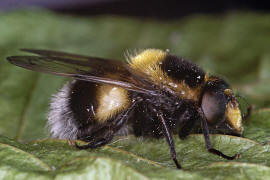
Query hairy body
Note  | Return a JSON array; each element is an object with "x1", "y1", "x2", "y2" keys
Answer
[{"x1": 7, "y1": 49, "x2": 243, "y2": 169}]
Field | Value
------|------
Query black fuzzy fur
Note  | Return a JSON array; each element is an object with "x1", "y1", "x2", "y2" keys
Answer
[{"x1": 161, "y1": 55, "x2": 205, "y2": 88}]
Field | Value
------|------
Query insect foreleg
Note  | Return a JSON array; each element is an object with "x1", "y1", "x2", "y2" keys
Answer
[{"x1": 198, "y1": 108, "x2": 240, "y2": 160}]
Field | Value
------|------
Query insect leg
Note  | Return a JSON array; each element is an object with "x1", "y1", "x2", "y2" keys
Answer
[
  {"x1": 178, "y1": 110, "x2": 196, "y2": 140},
  {"x1": 75, "y1": 132, "x2": 114, "y2": 149},
  {"x1": 111, "y1": 101, "x2": 136, "y2": 131},
  {"x1": 76, "y1": 101, "x2": 137, "y2": 149},
  {"x1": 178, "y1": 119, "x2": 196, "y2": 140},
  {"x1": 157, "y1": 112, "x2": 182, "y2": 169},
  {"x1": 199, "y1": 108, "x2": 240, "y2": 160}
]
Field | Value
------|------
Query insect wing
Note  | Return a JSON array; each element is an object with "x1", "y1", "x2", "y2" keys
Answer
[
  {"x1": 19, "y1": 49, "x2": 127, "y2": 73},
  {"x1": 7, "y1": 49, "x2": 154, "y2": 94}
]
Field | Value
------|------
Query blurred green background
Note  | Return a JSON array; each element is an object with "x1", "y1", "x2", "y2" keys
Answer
[
  {"x1": 0, "y1": 5, "x2": 270, "y2": 180},
  {"x1": 1, "y1": 10, "x2": 269, "y2": 142}
]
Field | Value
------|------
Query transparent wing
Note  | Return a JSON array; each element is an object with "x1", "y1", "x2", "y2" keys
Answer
[{"x1": 6, "y1": 49, "x2": 156, "y2": 94}]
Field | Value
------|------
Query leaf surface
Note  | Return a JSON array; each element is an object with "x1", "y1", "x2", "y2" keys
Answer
[{"x1": 0, "y1": 10, "x2": 270, "y2": 179}]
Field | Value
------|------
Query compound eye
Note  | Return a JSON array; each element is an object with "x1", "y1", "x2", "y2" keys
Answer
[{"x1": 201, "y1": 92, "x2": 226, "y2": 125}]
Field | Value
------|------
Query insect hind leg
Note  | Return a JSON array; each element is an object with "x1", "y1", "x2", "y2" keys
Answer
[
  {"x1": 75, "y1": 132, "x2": 114, "y2": 149},
  {"x1": 75, "y1": 101, "x2": 137, "y2": 149}
]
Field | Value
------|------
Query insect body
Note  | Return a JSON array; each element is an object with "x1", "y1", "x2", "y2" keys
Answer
[{"x1": 7, "y1": 49, "x2": 243, "y2": 169}]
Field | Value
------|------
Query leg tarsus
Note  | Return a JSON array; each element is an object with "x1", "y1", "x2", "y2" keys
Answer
[
  {"x1": 208, "y1": 148, "x2": 240, "y2": 160},
  {"x1": 75, "y1": 136, "x2": 113, "y2": 149},
  {"x1": 173, "y1": 157, "x2": 182, "y2": 169}
]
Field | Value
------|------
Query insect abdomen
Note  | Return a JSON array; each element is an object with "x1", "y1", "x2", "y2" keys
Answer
[
  {"x1": 47, "y1": 80, "x2": 131, "y2": 140},
  {"x1": 47, "y1": 81, "x2": 79, "y2": 140}
]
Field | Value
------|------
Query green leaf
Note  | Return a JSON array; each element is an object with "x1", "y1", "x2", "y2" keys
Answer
[
  {"x1": 1, "y1": 9, "x2": 270, "y2": 179},
  {"x1": 1, "y1": 132, "x2": 270, "y2": 179},
  {"x1": 243, "y1": 109, "x2": 270, "y2": 143}
]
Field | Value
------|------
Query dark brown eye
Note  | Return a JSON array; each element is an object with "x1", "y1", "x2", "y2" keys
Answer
[{"x1": 201, "y1": 92, "x2": 226, "y2": 125}]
